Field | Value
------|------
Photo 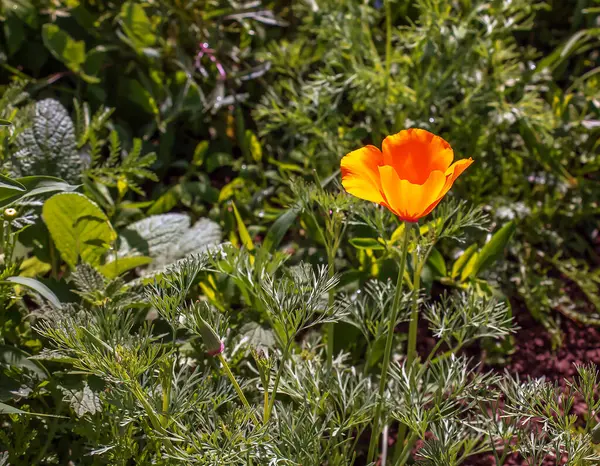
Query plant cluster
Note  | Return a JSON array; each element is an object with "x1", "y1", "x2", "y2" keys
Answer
[{"x1": 0, "y1": 0, "x2": 599, "y2": 465}]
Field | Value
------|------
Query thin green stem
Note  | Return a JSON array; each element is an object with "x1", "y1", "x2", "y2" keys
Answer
[
  {"x1": 367, "y1": 224, "x2": 410, "y2": 463},
  {"x1": 425, "y1": 338, "x2": 445, "y2": 364},
  {"x1": 264, "y1": 344, "x2": 291, "y2": 424},
  {"x1": 384, "y1": 0, "x2": 393, "y2": 95},
  {"x1": 326, "y1": 251, "x2": 335, "y2": 369},
  {"x1": 406, "y1": 241, "x2": 422, "y2": 367},
  {"x1": 218, "y1": 353, "x2": 259, "y2": 425},
  {"x1": 263, "y1": 388, "x2": 270, "y2": 419},
  {"x1": 393, "y1": 432, "x2": 418, "y2": 466},
  {"x1": 430, "y1": 341, "x2": 465, "y2": 364}
]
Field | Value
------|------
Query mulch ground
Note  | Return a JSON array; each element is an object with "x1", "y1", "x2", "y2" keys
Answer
[{"x1": 459, "y1": 305, "x2": 600, "y2": 465}]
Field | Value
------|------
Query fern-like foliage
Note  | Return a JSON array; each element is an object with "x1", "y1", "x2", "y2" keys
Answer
[{"x1": 85, "y1": 130, "x2": 158, "y2": 196}]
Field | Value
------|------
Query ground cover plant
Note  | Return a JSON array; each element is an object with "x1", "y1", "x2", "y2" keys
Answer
[{"x1": 0, "y1": 0, "x2": 599, "y2": 464}]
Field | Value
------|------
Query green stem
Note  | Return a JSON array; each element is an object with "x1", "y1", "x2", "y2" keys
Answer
[
  {"x1": 263, "y1": 386, "x2": 269, "y2": 423},
  {"x1": 367, "y1": 223, "x2": 410, "y2": 463},
  {"x1": 264, "y1": 344, "x2": 291, "y2": 424},
  {"x1": 384, "y1": 0, "x2": 393, "y2": 95},
  {"x1": 425, "y1": 338, "x2": 445, "y2": 364},
  {"x1": 394, "y1": 225, "x2": 423, "y2": 462},
  {"x1": 394, "y1": 432, "x2": 418, "y2": 466},
  {"x1": 218, "y1": 353, "x2": 259, "y2": 425},
  {"x1": 326, "y1": 251, "x2": 335, "y2": 369},
  {"x1": 406, "y1": 241, "x2": 422, "y2": 367}
]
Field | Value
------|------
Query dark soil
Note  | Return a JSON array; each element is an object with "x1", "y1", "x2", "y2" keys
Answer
[{"x1": 460, "y1": 304, "x2": 600, "y2": 465}]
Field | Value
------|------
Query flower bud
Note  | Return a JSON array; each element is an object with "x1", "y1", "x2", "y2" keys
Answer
[
  {"x1": 197, "y1": 316, "x2": 224, "y2": 356},
  {"x1": 3, "y1": 208, "x2": 17, "y2": 220}
]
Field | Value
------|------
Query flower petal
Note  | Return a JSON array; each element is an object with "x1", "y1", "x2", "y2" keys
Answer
[
  {"x1": 378, "y1": 166, "x2": 446, "y2": 221},
  {"x1": 420, "y1": 158, "x2": 474, "y2": 218},
  {"x1": 382, "y1": 128, "x2": 454, "y2": 185},
  {"x1": 341, "y1": 145, "x2": 385, "y2": 203}
]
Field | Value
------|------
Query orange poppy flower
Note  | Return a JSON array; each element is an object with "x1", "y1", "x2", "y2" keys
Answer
[{"x1": 341, "y1": 128, "x2": 473, "y2": 222}]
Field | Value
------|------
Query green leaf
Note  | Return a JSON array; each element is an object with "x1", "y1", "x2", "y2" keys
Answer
[
  {"x1": 470, "y1": 222, "x2": 516, "y2": 278},
  {"x1": 231, "y1": 202, "x2": 254, "y2": 251},
  {"x1": 0, "y1": 119, "x2": 12, "y2": 126},
  {"x1": 0, "y1": 173, "x2": 26, "y2": 202},
  {"x1": 12, "y1": 99, "x2": 83, "y2": 184},
  {"x1": 66, "y1": 383, "x2": 102, "y2": 418},
  {"x1": 192, "y1": 141, "x2": 209, "y2": 167},
  {"x1": 245, "y1": 130, "x2": 262, "y2": 162},
  {"x1": 239, "y1": 322, "x2": 276, "y2": 348},
  {"x1": 4, "y1": 14, "x2": 26, "y2": 56},
  {"x1": 42, "y1": 193, "x2": 116, "y2": 269},
  {"x1": 3, "y1": 0, "x2": 38, "y2": 27},
  {"x1": 0, "y1": 345, "x2": 48, "y2": 380},
  {"x1": 349, "y1": 237, "x2": 386, "y2": 250},
  {"x1": 3, "y1": 276, "x2": 61, "y2": 308},
  {"x1": 0, "y1": 401, "x2": 26, "y2": 414},
  {"x1": 118, "y1": 213, "x2": 191, "y2": 258},
  {"x1": 98, "y1": 256, "x2": 153, "y2": 279},
  {"x1": 460, "y1": 251, "x2": 480, "y2": 282},
  {"x1": 218, "y1": 178, "x2": 245, "y2": 202},
  {"x1": 0, "y1": 176, "x2": 80, "y2": 209},
  {"x1": 262, "y1": 205, "x2": 301, "y2": 252},
  {"x1": 42, "y1": 24, "x2": 86, "y2": 72},
  {"x1": 121, "y1": 79, "x2": 158, "y2": 115},
  {"x1": 427, "y1": 247, "x2": 447, "y2": 277},
  {"x1": 119, "y1": 2, "x2": 157, "y2": 51},
  {"x1": 451, "y1": 243, "x2": 479, "y2": 279}
]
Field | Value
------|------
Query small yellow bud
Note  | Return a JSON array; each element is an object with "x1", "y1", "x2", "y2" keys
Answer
[{"x1": 3, "y1": 208, "x2": 17, "y2": 219}]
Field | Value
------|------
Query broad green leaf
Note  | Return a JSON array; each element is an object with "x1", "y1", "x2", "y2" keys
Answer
[
  {"x1": 98, "y1": 256, "x2": 153, "y2": 279},
  {"x1": 231, "y1": 202, "x2": 254, "y2": 251},
  {"x1": 42, "y1": 24, "x2": 86, "y2": 72},
  {"x1": 262, "y1": 205, "x2": 301, "y2": 252},
  {"x1": 4, "y1": 276, "x2": 61, "y2": 308},
  {"x1": 0, "y1": 119, "x2": 12, "y2": 126},
  {"x1": 119, "y1": 215, "x2": 221, "y2": 274},
  {"x1": 42, "y1": 193, "x2": 116, "y2": 269},
  {"x1": 12, "y1": 99, "x2": 83, "y2": 184},
  {"x1": 470, "y1": 221, "x2": 516, "y2": 278},
  {"x1": 349, "y1": 237, "x2": 386, "y2": 250},
  {"x1": 119, "y1": 2, "x2": 157, "y2": 50},
  {"x1": 118, "y1": 213, "x2": 190, "y2": 258},
  {"x1": 451, "y1": 243, "x2": 479, "y2": 279}
]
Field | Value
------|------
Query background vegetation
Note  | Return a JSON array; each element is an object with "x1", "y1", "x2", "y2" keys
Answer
[{"x1": 0, "y1": 0, "x2": 599, "y2": 464}]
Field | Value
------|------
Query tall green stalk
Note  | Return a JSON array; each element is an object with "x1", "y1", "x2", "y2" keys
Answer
[
  {"x1": 218, "y1": 354, "x2": 259, "y2": 425},
  {"x1": 406, "y1": 247, "x2": 422, "y2": 366},
  {"x1": 326, "y1": 252, "x2": 335, "y2": 369},
  {"x1": 367, "y1": 223, "x2": 411, "y2": 463}
]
